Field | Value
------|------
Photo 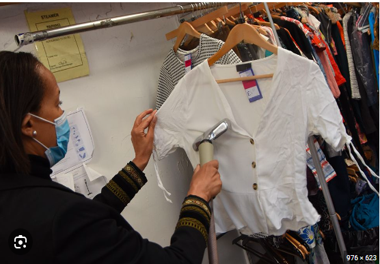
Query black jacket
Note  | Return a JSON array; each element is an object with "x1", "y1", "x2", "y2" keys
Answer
[{"x1": 0, "y1": 155, "x2": 211, "y2": 264}]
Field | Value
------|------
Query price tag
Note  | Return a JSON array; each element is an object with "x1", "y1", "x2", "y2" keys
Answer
[
  {"x1": 239, "y1": 68, "x2": 263, "y2": 103},
  {"x1": 184, "y1": 54, "x2": 192, "y2": 74}
]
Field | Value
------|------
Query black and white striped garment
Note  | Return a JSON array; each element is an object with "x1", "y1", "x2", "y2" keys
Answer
[{"x1": 156, "y1": 34, "x2": 241, "y2": 110}]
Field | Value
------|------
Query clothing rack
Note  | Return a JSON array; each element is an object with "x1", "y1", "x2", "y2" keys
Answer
[
  {"x1": 14, "y1": 2, "x2": 226, "y2": 47},
  {"x1": 15, "y1": 2, "x2": 349, "y2": 262},
  {"x1": 263, "y1": 3, "x2": 347, "y2": 262}
]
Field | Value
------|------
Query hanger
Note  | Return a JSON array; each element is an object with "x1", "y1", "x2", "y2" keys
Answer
[
  {"x1": 208, "y1": 23, "x2": 277, "y2": 83},
  {"x1": 233, "y1": 235, "x2": 287, "y2": 264},
  {"x1": 208, "y1": 23, "x2": 277, "y2": 66},
  {"x1": 225, "y1": 16, "x2": 236, "y2": 26},
  {"x1": 172, "y1": 22, "x2": 201, "y2": 53},
  {"x1": 287, "y1": 230, "x2": 311, "y2": 254},
  {"x1": 284, "y1": 233, "x2": 307, "y2": 260},
  {"x1": 252, "y1": 17, "x2": 280, "y2": 30},
  {"x1": 304, "y1": 3, "x2": 320, "y2": 15},
  {"x1": 166, "y1": 6, "x2": 228, "y2": 41}
]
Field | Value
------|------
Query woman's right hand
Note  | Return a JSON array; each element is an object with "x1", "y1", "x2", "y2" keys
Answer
[{"x1": 187, "y1": 160, "x2": 222, "y2": 202}]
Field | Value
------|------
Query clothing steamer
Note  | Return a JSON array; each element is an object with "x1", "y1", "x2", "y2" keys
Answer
[{"x1": 193, "y1": 119, "x2": 231, "y2": 264}]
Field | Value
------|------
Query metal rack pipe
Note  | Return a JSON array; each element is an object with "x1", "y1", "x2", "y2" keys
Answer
[{"x1": 15, "y1": 2, "x2": 225, "y2": 47}]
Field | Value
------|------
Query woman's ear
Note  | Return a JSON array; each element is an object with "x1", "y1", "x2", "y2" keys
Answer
[{"x1": 21, "y1": 114, "x2": 34, "y2": 138}]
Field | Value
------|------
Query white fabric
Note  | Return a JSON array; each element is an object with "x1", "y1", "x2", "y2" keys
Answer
[
  {"x1": 342, "y1": 12, "x2": 361, "y2": 99},
  {"x1": 154, "y1": 47, "x2": 352, "y2": 236},
  {"x1": 308, "y1": 14, "x2": 321, "y2": 31}
]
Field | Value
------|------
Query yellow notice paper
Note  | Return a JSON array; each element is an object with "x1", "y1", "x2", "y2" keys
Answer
[{"x1": 24, "y1": 8, "x2": 89, "y2": 82}]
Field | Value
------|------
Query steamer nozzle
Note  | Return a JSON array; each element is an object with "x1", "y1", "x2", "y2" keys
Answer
[{"x1": 193, "y1": 119, "x2": 231, "y2": 151}]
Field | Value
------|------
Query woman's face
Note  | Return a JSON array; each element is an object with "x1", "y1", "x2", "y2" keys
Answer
[{"x1": 30, "y1": 65, "x2": 63, "y2": 150}]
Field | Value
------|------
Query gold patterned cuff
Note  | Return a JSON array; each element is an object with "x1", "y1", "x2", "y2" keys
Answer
[
  {"x1": 176, "y1": 217, "x2": 208, "y2": 243},
  {"x1": 123, "y1": 163, "x2": 145, "y2": 188},
  {"x1": 119, "y1": 170, "x2": 139, "y2": 193},
  {"x1": 181, "y1": 205, "x2": 211, "y2": 222},
  {"x1": 182, "y1": 197, "x2": 211, "y2": 219},
  {"x1": 106, "y1": 179, "x2": 131, "y2": 206}
]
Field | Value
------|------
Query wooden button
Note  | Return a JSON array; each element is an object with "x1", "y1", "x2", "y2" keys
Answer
[
  {"x1": 252, "y1": 161, "x2": 256, "y2": 168},
  {"x1": 253, "y1": 183, "x2": 258, "y2": 190},
  {"x1": 250, "y1": 138, "x2": 255, "y2": 145}
]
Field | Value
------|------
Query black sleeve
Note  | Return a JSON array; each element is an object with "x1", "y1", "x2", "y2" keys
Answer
[
  {"x1": 52, "y1": 194, "x2": 211, "y2": 264},
  {"x1": 92, "y1": 161, "x2": 147, "y2": 213}
]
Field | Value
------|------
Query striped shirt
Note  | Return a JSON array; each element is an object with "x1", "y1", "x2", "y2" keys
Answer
[{"x1": 156, "y1": 34, "x2": 241, "y2": 110}]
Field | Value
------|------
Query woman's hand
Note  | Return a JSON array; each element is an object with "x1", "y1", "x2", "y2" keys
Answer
[
  {"x1": 187, "y1": 160, "x2": 222, "y2": 202},
  {"x1": 131, "y1": 109, "x2": 157, "y2": 171}
]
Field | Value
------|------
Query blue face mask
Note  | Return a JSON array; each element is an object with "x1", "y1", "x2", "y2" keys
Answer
[{"x1": 29, "y1": 111, "x2": 70, "y2": 167}]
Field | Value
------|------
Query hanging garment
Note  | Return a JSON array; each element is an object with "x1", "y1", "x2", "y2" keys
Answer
[
  {"x1": 350, "y1": 193, "x2": 379, "y2": 231},
  {"x1": 342, "y1": 12, "x2": 361, "y2": 99},
  {"x1": 336, "y1": 21, "x2": 346, "y2": 49},
  {"x1": 368, "y1": 11, "x2": 379, "y2": 84},
  {"x1": 181, "y1": 25, "x2": 242, "y2": 59},
  {"x1": 317, "y1": 11, "x2": 333, "y2": 45},
  {"x1": 306, "y1": 140, "x2": 337, "y2": 189},
  {"x1": 154, "y1": 47, "x2": 352, "y2": 236},
  {"x1": 350, "y1": 15, "x2": 378, "y2": 107},
  {"x1": 331, "y1": 23, "x2": 369, "y2": 156},
  {"x1": 273, "y1": 18, "x2": 314, "y2": 60},
  {"x1": 308, "y1": 13, "x2": 321, "y2": 31},
  {"x1": 276, "y1": 28, "x2": 302, "y2": 56},
  {"x1": 155, "y1": 33, "x2": 241, "y2": 110}
]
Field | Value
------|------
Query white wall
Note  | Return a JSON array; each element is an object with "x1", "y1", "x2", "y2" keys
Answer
[{"x1": 0, "y1": 3, "x2": 248, "y2": 263}]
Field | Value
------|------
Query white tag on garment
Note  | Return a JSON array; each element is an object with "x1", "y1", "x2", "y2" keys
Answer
[{"x1": 239, "y1": 68, "x2": 263, "y2": 103}]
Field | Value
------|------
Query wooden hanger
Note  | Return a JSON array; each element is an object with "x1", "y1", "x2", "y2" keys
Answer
[
  {"x1": 172, "y1": 22, "x2": 201, "y2": 53},
  {"x1": 251, "y1": 24, "x2": 269, "y2": 35},
  {"x1": 209, "y1": 23, "x2": 277, "y2": 66},
  {"x1": 252, "y1": 17, "x2": 280, "y2": 30},
  {"x1": 304, "y1": 3, "x2": 320, "y2": 15},
  {"x1": 166, "y1": 5, "x2": 228, "y2": 41},
  {"x1": 208, "y1": 23, "x2": 278, "y2": 83},
  {"x1": 285, "y1": 233, "x2": 308, "y2": 260},
  {"x1": 225, "y1": 16, "x2": 236, "y2": 26},
  {"x1": 284, "y1": 234, "x2": 306, "y2": 260}
]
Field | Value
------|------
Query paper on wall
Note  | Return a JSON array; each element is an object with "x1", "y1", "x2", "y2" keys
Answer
[
  {"x1": 50, "y1": 108, "x2": 107, "y2": 199},
  {"x1": 24, "y1": 7, "x2": 89, "y2": 82},
  {"x1": 83, "y1": 163, "x2": 103, "y2": 182},
  {"x1": 51, "y1": 108, "x2": 94, "y2": 176},
  {"x1": 54, "y1": 164, "x2": 107, "y2": 199},
  {"x1": 55, "y1": 172, "x2": 75, "y2": 191}
]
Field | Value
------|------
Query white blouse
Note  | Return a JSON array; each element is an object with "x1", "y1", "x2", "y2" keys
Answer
[{"x1": 154, "y1": 47, "x2": 353, "y2": 236}]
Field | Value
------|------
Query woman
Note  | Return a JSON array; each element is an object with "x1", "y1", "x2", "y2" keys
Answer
[{"x1": 0, "y1": 51, "x2": 222, "y2": 264}]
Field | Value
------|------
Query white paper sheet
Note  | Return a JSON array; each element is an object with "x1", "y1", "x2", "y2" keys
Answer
[
  {"x1": 55, "y1": 172, "x2": 75, "y2": 191},
  {"x1": 54, "y1": 164, "x2": 107, "y2": 199},
  {"x1": 51, "y1": 108, "x2": 94, "y2": 176}
]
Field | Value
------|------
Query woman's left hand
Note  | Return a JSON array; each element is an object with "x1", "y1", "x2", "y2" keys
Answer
[{"x1": 131, "y1": 109, "x2": 157, "y2": 171}]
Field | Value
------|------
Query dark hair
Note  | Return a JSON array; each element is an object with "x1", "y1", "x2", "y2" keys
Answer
[{"x1": 0, "y1": 51, "x2": 45, "y2": 174}]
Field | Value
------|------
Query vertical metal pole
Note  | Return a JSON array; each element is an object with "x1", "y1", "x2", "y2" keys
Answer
[
  {"x1": 308, "y1": 137, "x2": 347, "y2": 263},
  {"x1": 263, "y1": 2, "x2": 280, "y2": 45}
]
